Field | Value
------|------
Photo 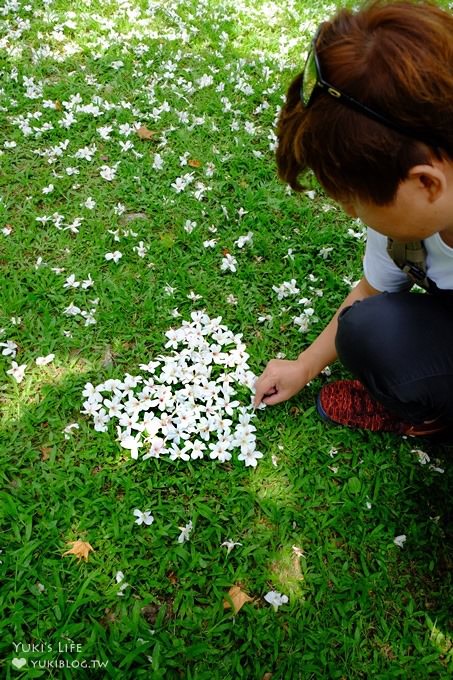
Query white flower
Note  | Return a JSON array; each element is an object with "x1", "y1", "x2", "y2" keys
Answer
[
  {"x1": 272, "y1": 279, "x2": 300, "y2": 300},
  {"x1": 7, "y1": 361, "x2": 27, "y2": 383},
  {"x1": 63, "y1": 422, "x2": 79, "y2": 439},
  {"x1": 319, "y1": 246, "x2": 334, "y2": 259},
  {"x1": 0, "y1": 341, "x2": 18, "y2": 357},
  {"x1": 153, "y1": 153, "x2": 164, "y2": 170},
  {"x1": 235, "y1": 232, "x2": 253, "y2": 248},
  {"x1": 63, "y1": 274, "x2": 80, "y2": 289},
  {"x1": 105, "y1": 251, "x2": 122, "y2": 264},
  {"x1": 84, "y1": 197, "x2": 96, "y2": 209},
  {"x1": 114, "y1": 204, "x2": 126, "y2": 216},
  {"x1": 81, "y1": 274, "x2": 94, "y2": 289},
  {"x1": 184, "y1": 220, "x2": 197, "y2": 233},
  {"x1": 63, "y1": 304, "x2": 81, "y2": 316},
  {"x1": 98, "y1": 125, "x2": 113, "y2": 140},
  {"x1": 221, "y1": 540, "x2": 242, "y2": 555},
  {"x1": 133, "y1": 241, "x2": 147, "y2": 258},
  {"x1": 264, "y1": 591, "x2": 289, "y2": 610},
  {"x1": 187, "y1": 291, "x2": 202, "y2": 301},
  {"x1": 221, "y1": 254, "x2": 237, "y2": 273},
  {"x1": 394, "y1": 535, "x2": 407, "y2": 548},
  {"x1": 178, "y1": 521, "x2": 193, "y2": 543},
  {"x1": 118, "y1": 432, "x2": 143, "y2": 459},
  {"x1": 35, "y1": 354, "x2": 55, "y2": 366},
  {"x1": 237, "y1": 448, "x2": 263, "y2": 468},
  {"x1": 115, "y1": 570, "x2": 130, "y2": 596},
  {"x1": 133, "y1": 509, "x2": 154, "y2": 526},
  {"x1": 412, "y1": 448, "x2": 430, "y2": 465},
  {"x1": 100, "y1": 165, "x2": 117, "y2": 181},
  {"x1": 93, "y1": 408, "x2": 109, "y2": 432}
]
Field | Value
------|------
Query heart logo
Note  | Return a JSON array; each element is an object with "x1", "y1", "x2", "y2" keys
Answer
[{"x1": 12, "y1": 658, "x2": 27, "y2": 670}]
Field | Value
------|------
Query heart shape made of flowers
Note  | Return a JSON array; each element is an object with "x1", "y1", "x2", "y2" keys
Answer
[{"x1": 82, "y1": 312, "x2": 264, "y2": 467}]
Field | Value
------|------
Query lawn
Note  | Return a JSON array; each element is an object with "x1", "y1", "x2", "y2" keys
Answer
[{"x1": 0, "y1": 0, "x2": 452, "y2": 677}]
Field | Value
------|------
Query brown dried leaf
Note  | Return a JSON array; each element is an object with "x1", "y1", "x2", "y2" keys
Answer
[
  {"x1": 136, "y1": 125, "x2": 157, "y2": 140},
  {"x1": 188, "y1": 159, "x2": 202, "y2": 168},
  {"x1": 166, "y1": 570, "x2": 178, "y2": 585},
  {"x1": 62, "y1": 540, "x2": 95, "y2": 561},
  {"x1": 99, "y1": 608, "x2": 116, "y2": 628},
  {"x1": 223, "y1": 585, "x2": 253, "y2": 614},
  {"x1": 40, "y1": 447, "x2": 51, "y2": 461}
]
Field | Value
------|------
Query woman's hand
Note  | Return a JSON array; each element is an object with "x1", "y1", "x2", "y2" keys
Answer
[{"x1": 253, "y1": 358, "x2": 311, "y2": 407}]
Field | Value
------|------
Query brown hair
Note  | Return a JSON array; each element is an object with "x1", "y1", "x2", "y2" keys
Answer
[{"x1": 276, "y1": 0, "x2": 453, "y2": 205}]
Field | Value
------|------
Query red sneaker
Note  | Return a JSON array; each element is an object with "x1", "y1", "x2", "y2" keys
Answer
[{"x1": 316, "y1": 379, "x2": 446, "y2": 436}]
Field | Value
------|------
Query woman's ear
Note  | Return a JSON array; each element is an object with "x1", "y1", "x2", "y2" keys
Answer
[{"x1": 408, "y1": 163, "x2": 447, "y2": 202}]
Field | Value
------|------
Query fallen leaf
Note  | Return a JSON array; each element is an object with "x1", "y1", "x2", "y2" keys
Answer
[
  {"x1": 188, "y1": 159, "x2": 202, "y2": 168},
  {"x1": 62, "y1": 540, "x2": 95, "y2": 561},
  {"x1": 99, "y1": 608, "x2": 116, "y2": 628},
  {"x1": 223, "y1": 585, "x2": 253, "y2": 614},
  {"x1": 136, "y1": 125, "x2": 157, "y2": 140},
  {"x1": 166, "y1": 570, "x2": 178, "y2": 585},
  {"x1": 54, "y1": 100, "x2": 62, "y2": 111},
  {"x1": 40, "y1": 446, "x2": 51, "y2": 461}
]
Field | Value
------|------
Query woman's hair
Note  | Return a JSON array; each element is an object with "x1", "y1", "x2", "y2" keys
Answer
[{"x1": 277, "y1": 0, "x2": 453, "y2": 205}]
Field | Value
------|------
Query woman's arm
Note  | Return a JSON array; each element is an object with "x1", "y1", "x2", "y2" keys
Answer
[{"x1": 253, "y1": 276, "x2": 380, "y2": 406}]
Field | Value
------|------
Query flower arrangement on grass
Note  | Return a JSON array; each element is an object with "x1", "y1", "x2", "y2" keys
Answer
[{"x1": 82, "y1": 312, "x2": 264, "y2": 467}]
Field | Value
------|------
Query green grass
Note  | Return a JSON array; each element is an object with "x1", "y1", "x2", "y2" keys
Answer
[{"x1": 0, "y1": 0, "x2": 452, "y2": 678}]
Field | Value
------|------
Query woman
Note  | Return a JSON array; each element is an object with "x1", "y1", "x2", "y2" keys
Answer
[{"x1": 254, "y1": 0, "x2": 453, "y2": 436}]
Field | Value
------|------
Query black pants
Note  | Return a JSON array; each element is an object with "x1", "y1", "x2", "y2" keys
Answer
[{"x1": 335, "y1": 291, "x2": 453, "y2": 425}]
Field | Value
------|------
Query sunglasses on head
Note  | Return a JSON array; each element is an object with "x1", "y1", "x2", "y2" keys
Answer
[{"x1": 301, "y1": 25, "x2": 439, "y2": 146}]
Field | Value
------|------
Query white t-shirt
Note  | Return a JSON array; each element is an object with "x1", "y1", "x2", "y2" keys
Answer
[{"x1": 363, "y1": 227, "x2": 453, "y2": 292}]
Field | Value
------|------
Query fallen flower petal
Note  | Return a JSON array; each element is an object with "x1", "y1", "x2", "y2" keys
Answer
[
  {"x1": 394, "y1": 535, "x2": 407, "y2": 548},
  {"x1": 178, "y1": 521, "x2": 193, "y2": 543},
  {"x1": 36, "y1": 354, "x2": 55, "y2": 366}
]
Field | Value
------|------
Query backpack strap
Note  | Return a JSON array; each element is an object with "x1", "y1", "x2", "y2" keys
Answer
[{"x1": 386, "y1": 238, "x2": 430, "y2": 290}]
